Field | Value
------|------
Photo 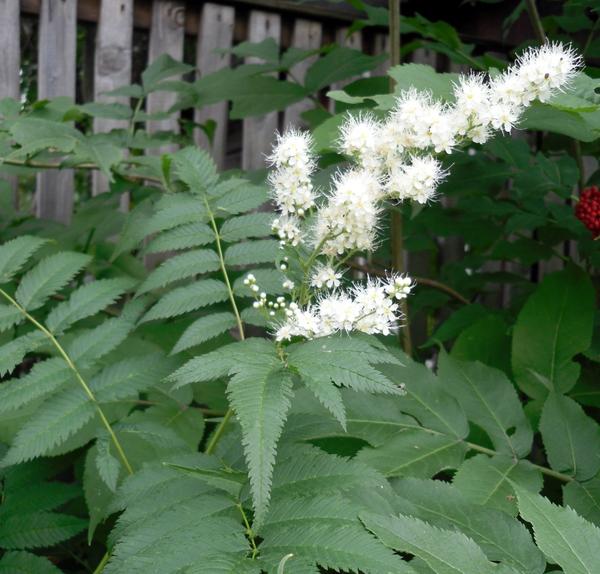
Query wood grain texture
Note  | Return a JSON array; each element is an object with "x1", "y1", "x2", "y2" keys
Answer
[
  {"x1": 283, "y1": 19, "x2": 322, "y2": 129},
  {"x1": 36, "y1": 0, "x2": 77, "y2": 224},
  {"x1": 241, "y1": 10, "x2": 281, "y2": 171},
  {"x1": 146, "y1": 0, "x2": 185, "y2": 155},
  {"x1": 329, "y1": 27, "x2": 363, "y2": 112},
  {"x1": 92, "y1": 0, "x2": 133, "y2": 195},
  {"x1": 195, "y1": 3, "x2": 234, "y2": 170},
  {"x1": 0, "y1": 0, "x2": 21, "y2": 207}
]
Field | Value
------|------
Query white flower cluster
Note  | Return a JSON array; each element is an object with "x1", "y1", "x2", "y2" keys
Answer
[
  {"x1": 314, "y1": 169, "x2": 384, "y2": 255},
  {"x1": 275, "y1": 274, "x2": 414, "y2": 341},
  {"x1": 258, "y1": 43, "x2": 579, "y2": 342}
]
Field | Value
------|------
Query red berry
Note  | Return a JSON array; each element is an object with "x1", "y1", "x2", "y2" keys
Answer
[{"x1": 575, "y1": 185, "x2": 600, "y2": 237}]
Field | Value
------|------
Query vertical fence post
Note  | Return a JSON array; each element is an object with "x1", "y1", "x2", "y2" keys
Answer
[
  {"x1": 0, "y1": 0, "x2": 20, "y2": 208},
  {"x1": 36, "y1": 0, "x2": 77, "y2": 224},
  {"x1": 195, "y1": 3, "x2": 235, "y2": 170},
  {"x1": 283, "y1": 19, "x2": 322, "y2": 129},
  {"x1": 92, "y1": 0, "x2": 134, "y2": 197},
  {"x1": 242, "y1": 11, "x2": 281, "y2": 171},
  {"x1": 329, "y1": 28, "x2": 363, "y2": 112},
  {"x1": 147, "y1": 0, "x2": 186, "y2": 155}
]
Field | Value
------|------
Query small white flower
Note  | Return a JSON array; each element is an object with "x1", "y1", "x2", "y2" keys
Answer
[
  {"x1": 272, "y1": 215, "x2": 303, "y2": 246},
  {"x1": 283, "y1": 279, "x2": 295, "y2": 290},
  {"x1": 310, "y1": 265, "x2": 342, "y2": 289},
  {"x1": 386, "y1": 156, "x2": 445, "y2": 204}
]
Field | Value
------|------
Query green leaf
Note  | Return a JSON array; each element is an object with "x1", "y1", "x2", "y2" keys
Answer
[
  {"x1": 438, "y1": 354, "x2": 532, "y2": 457},
  {"x1": 171, "y1": 312, "x2": 237, "y2": 354},
  {"x1": 229, "y1": 77, "x2": 309, "y2": 119},
  {"x1": 388, "y1": 63, "x2": 459, "y2": 101},
  {"x1": 357, "y1": 431, "x2": 466, "y2": 478},
  {"x1": 224, "y1": 239, "x2": 280, "y2": 266},
  {"x1": 165, "y1": 463, "x2": 247, "y2": 497},
  {"x1": 168, "y1": 343, "x2": 238, "y2": 388},
  {"x1": 453, "y1": 454, "x2": 543, "y2": 516},
  {"x1": 1, "y1": 388, "x2": 95, "y2": 466},
  {"x1": 539, "y1": 393, "x2": 600, "y2": 481},
  {"x1": 141, "y1": 54, "x2": 194, "y2": 91},
  {"x1": 521, "y1": 103, "x2": 600, "y2": 142},
  {"x1": 0, "y1": 551, "x2": 63, "y2": 573},
  {"x1": 140, "y1": 279, "x2": 229, "y2": 322},
  {"x1": 143, "y1": 195, "x2": 208, "y2": 237},
  {"x1": 0, "y1": 304, "x2": 23, "y2": 332},
  {"x1": 516, "y1": 487, "x2": 600, "y2": 574},
  {"x1": 136, "y1": 249, "x2": 220, "y2": 295},
  {"x1": 302, "y1": 375, "x2": 347, "y2": 429},
  {"x1": 219, "y1": 212, "x2": 274, "y2": 242},
  {"x1": 214, "y1": 182, "x2": 268, "y2": 215},
  {"x1": 0, "y1": 511, "x2": 87, "y2": 549},
  {"x1": 512, "y1": 266, "x2": 595, "y2": 399},
  {"x1": 0, "y1": 331, "x2": 46, "y2": 377},
  {"x1": 305, "y1": 47, "x2": 384, "y2": 92},
  {"x1": 227, "y1": 352, "x2": 293, "y2": 524},
  {"x1": 0, "y1": 236, "x2": 47, "y2": 283},
  {"x1": 45, "y1": 277, "x2": 134, "y2": 333},
  {"x1": 392, "y1": 478, "x2": 546, "y2": 574},
  {"x1": 226, "y1": 38, "x2": 280, "y2": 63},
  {"x1": 563, "y1": 476, "x2": 600, "y2": 527},
  {"x1": 96, "y1": 438, "x2": 121, "y2": 492},
  {"x1": 0, "y1": 358, "x2": 72, "y2": 415},
  {"x1": 15, "y1": 252, "x2": 91, "y2": 311},
  {"x1": 144, "y1": 222, "x2": 214, "y2": 254},
  {"x1": 172, "y1": 147, "x2": 218, "y2": 193},
  {"x1": 361, "y1": 512, "x2": 509, "y2": 574}
]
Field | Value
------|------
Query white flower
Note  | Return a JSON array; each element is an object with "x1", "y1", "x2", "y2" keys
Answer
[
  {"x1": 454, "y1": 74, "x2": 490, "y2": 115},
  {"x1": 383, "y1": 274, "x2": 414, "y2": 300},
  {"x1": 272, "y1": 215, "x2": 303, "y2": 246},
  {"x1": 339, "y1": 113, "x2": 382, "y2": 172},
  {"x1": 268, "y1": 129, "x2": 316, "y2": 216},
  {"x1": 314, "y1": 169, "x2": 383, "y2": 256},
  {"x1": 282, "y1": 279, "x2": 295, "y2": 290},
  {"x1": 386, "y1": 156, "x2": 445, "y2": 204},
  {"x1": 310, "y1": 265, "x2": 342, "y2": 289},
  {"x1": 485, "y1": 102, "x2": 521, "y2": 133}
]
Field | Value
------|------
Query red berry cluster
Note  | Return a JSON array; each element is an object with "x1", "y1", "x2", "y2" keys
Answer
[{"x1": 576, "y1": 186, "x2": 600, "y2": 237}]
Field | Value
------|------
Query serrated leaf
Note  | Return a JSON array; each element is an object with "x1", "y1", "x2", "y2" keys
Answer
[
  {"x1": 540, "y1": 393, "x2": 600, "y2": 481},
  {"x1": 137, "y1": 249, "x2": 220, "y2": 295},
  {"x1": 512, "y1": 266, "x2": 595, "y2": 399},
  {"x1": 172, "y1": 147, "x2": 218, "y2": 193},
  {"x1": 141, "y1": 279, "x2": 229, "y2": 322},
  {"x1": 0, "y1": 511, "x2": 87, "y2": 549},
  {"x1": 171, "y1": 312, "x2": 237, "y2": 354},
  {"x1": 0, "y1": 304, "x2": 24, "y2": 332},
  {"x1": 227, "y1": 359, "x2": 293, "y2": 525},
  {"x1": 453, "y1": 454, "x2": 543, "y2": 516},
  {"x1": 96, "y1": 438, "x2": 121, "y2": 492},
  {"x1": 165, "y1": 463, "x2": 247, "y2": 497},
  {"x1": 144, "y1": 222, "x2": 214, "y2": 254},
  {"x1": 0, "y1": 357, "x2": 72, "y2": 415},
  {"x1": 516, "y1": 487, "x2": 600, "y2": 574},
  {"x1": 392, "y1": 478, "x2": 545, "y2": 574},
  {"x1": 563, "y1": 476, "x2": 600, "y2": 527},
  {"x1": 168, "y1": 344, "x2": 238, "y2": 388},
  {"x1": 214, "y1": 183, "x2": 268, "y2": 216},
  {"x1": 143, "y1": 195, "x2": 208, "y2": 237},
  {"x1": 1, "y1": 388, "x2": 95, "y2": 466},
  {"x1": 0, "y1": 551, "x2": 63, "y2": 573},
  {"x1": 302, "y1": 375, "x2": 347, "y2": 429},
  {"x1": 357, "y1": 431, "x2": 466, "y2": 478},
  {"x1": 438, "y1": 353, "x2": 532, "y2": 457},
  {"x1": 0, "y1": 331, "x2": 46, "y2": 377},
  {"x1": 219, "y1": 212, "x2": 274, "y2": 242},
  {"x1": 361, "y1": 512, "x2": 505, "y2": 574},
  {"x1": 0, "y1": 236, "x2": 48, "y2": 283},
  {"x1": 224, "y1": 239, "x2": 280, "y2": 267},
  {"x1": 45, "y1": 277, "x2": 134, "y2": 333},
  {"x1": 15, "y1": 252, "x2": 91, "y2": 311}
]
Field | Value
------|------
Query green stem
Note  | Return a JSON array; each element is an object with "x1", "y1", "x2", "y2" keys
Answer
[
  {"x1": 202, "y1": 197, "x2": 245, "y2": 455},
  {"x1": 92, "y1": 552, "x2": 110, "y2": 574},
  {"x1": 583, "y1": 18, "x2": 600, "y2": 56},
  {"x1": 525, "y1": 0, "x2": 547, "y2": 44},
  {"x1": 236, "y1": 502, "x2": 259, "y2": 559},
  {"x1": 0, "y1": 288, "x2": 134, "y2": 476}
]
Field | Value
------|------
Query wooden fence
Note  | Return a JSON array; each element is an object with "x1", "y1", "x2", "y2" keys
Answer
[{"x1": 0, "y1": 0, "x2": 393, "y2": 224}]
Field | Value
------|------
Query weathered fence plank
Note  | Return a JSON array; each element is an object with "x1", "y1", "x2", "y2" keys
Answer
[
  {"x1": 92, "y1": 0, "x2": 134, "y2": 196},
  {"x1": 329, "y1": 27, "x2": 363, "y2": 112},
  {"x1": 195, "y1": 3, "x2": 235, "y2": 170},
  {"x1": 146, "y1": 0, "x2": 186, "y2": 154},
  {"x1": 283, "y1": 19, "x2": 322, "y2": 129},
  {"x1": 242, "y1": 10, "x2": 282, "y2": 171},
  {"x1": 0, "y1": 0, "x2": 21, "y2": 207},
  {"x1": 36, "y1": 0, "x2": 77, "y2": 224}
]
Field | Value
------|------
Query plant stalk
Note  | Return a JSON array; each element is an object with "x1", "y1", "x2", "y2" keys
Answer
[
  {"x1": 202, "y1": 197, "x2": 245, "y2": 455},
  {"x1": 525, "y1": 0, "x2": 546, "y2": 44},
  {"x1": 0, "y1": 288, "x2": 134, "y2": 476}
]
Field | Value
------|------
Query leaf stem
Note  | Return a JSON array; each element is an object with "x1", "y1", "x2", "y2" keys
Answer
[
  {"x1": 236, "y1": 502, "x2": 259, "y2": 559},
  {"x1": 202, "y1": 196, "x2": 245, "y2": 455},
  {"x1": 92, "y1": 552, "x2": 110, "y2": 574},
  {"x1": 0, "y1": 288, "x2": 134, "y2": 476},
  {"x1": 525, "y1": 0, "x2": 547, "y2": 44}
]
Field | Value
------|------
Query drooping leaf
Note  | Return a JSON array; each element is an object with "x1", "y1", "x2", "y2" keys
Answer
[
  {"x1": 516, "y1": 487, "x2": 600, "y2": 574},
  {"x1": 512, "y1": 266, "x2": 595, "y2": 399},
  {"x1": 0, "y1": 236, "x2": 48, "y2": 283},
  {"x1": 563, "y1": 476, "x2": 600, "y2": 527},
  {"x1": 539, "y1": 393, "x2": 600, "y2": 481},
  {"x1": 171, "y1": 312, "x2": 237, "y2": 354}
]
